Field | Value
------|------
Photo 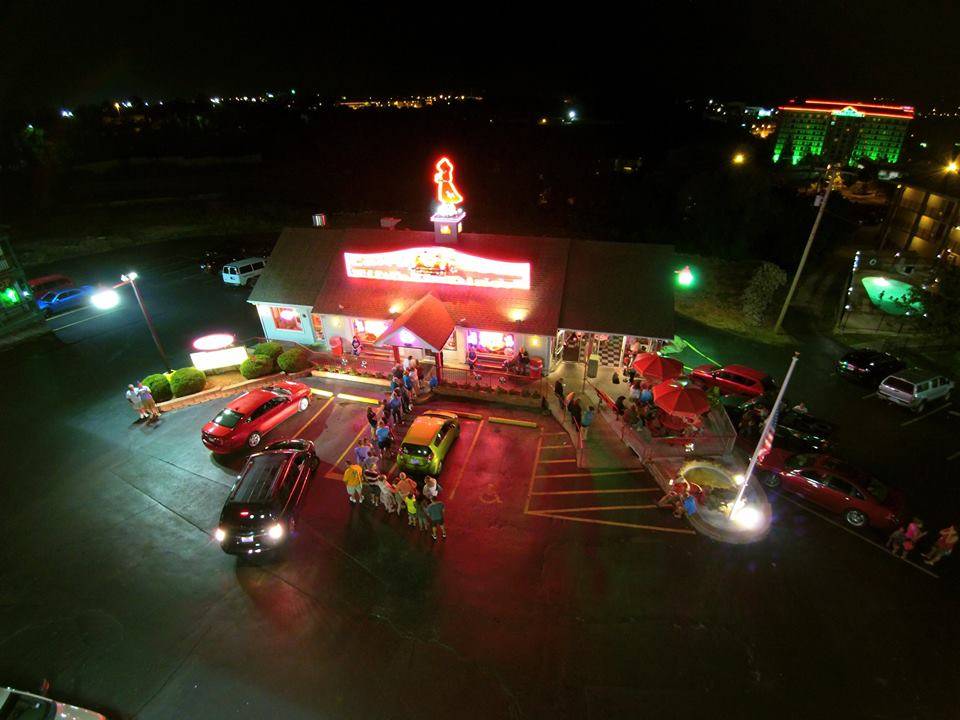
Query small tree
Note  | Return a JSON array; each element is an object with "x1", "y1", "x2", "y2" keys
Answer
[
  {"x1": 240, "y1": 355, "x2": 275, "y2": 379},
  {"x1": 142, "y1": 373, "x2": 172, "y2": 403},
  {"x1": 252, "y1": 341, "x2": 284, "y2": 361},
  {"x1": 741, "y1": 261, "x2": 788, "y2": 326}
]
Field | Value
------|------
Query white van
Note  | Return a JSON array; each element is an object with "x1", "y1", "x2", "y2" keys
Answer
[
  {"x1": 877, "y1": 368, "x2": 953, "y2": 413},
  {"x1": 222, "y1": 257, "x2": 266, "y2": 287}
]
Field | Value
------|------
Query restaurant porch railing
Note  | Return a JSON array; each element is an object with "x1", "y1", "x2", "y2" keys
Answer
[{"x1": 583, "y1": 380, "x2": 737, "y2": 462}]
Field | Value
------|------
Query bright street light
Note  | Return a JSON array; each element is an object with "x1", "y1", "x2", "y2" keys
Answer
[
  {"x1": 676, "y1": 265, "x2": 696, "y2": 288},
  {"x1": 121, "y1": 271, "x2": 138, "y2": 282},
  {"x1": 90, "y1": 289, "x2": 120, "y2": 310},
  {"x1": 732, "y1": 152, "x2": 746, "y2": 165},
  {"x1": 567, "y1": 109, "x2": 577, "y2": 121},
  {"x1": 947, "y1": 161, "x2": 959, "y2": 173}
]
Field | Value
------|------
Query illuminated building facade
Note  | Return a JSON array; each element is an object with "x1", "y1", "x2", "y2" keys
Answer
[
  {"x1": 772, "y1": 100, "x2": 913, "y2": 167},
  {"x1": 879, "y1": 178, "x2": 960, "y2": 260}
]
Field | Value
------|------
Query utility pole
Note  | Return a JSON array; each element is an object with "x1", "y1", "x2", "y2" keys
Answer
[
  {"x1": 125, "y1": 273, "x2": 171, "y2": 372},
  {"x1": 774, "y1": 168, "x2": 834, "y2": 334}
]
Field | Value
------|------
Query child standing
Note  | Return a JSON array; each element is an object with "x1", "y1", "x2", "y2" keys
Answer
[
  {"x1": 404, "y1": 493, "x2": 418, "y2": 528},
  {"x1": 416, "y1": 496, "x2": 431, "y2": 532}
]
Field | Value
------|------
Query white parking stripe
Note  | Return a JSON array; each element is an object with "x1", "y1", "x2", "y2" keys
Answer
[
  {"x1": 948, "y1": 410, "x2": 960, "y2": 418},
  {"x1": 947, "y1": 450, "x2": 960, "y2": 462},
  {"x1": 861, "y1": 391, "x2": 876, "y2": 400},
  {"x1": 52, "y1": 308, "x2": 120, "y2": 331},
  {"x1": 770, "y1": 491, "x2": 939, "y2": 579},
  {"x1": 900, "y1": 402, "x2": 952, "y2": 427}
]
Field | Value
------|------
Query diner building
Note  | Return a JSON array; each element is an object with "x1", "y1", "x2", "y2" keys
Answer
[
  {"x1": 248, "y1": 225, "x2": 675, "y2": 377},
  {"x1": 247, "y1": 156, "x2": 675, "y2": 378}
]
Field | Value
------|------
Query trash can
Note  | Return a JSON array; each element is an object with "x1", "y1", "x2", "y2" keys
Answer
[
  {"x1": 586, "y1": 354, "x2": 600, "y2": 379},
  {"x1": 529, "y1": 357, "x2": 543, "y2": 379}
]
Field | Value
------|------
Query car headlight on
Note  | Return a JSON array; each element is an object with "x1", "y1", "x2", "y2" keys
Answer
[
  {"x1": 214, "y1": 527, "x2": 226, "y2": 542},
  {"x1": 267, "y1": 523, "x2": 284, "y2": 540}
]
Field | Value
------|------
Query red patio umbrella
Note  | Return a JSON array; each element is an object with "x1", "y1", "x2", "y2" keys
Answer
[
  {"x1": 652, "y1": 380, "x2": 710, "y2": 418},
  {"x1": 632, "y1": 352, "x2": 683, "y2": 381}
]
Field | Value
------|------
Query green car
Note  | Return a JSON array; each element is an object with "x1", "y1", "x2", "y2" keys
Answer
[{"x1": 397, "y1": 410, "x2": 460, "y2": 475}]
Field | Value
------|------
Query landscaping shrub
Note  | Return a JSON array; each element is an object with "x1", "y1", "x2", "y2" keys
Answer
[
  {"x1": 169, "y1": 367, "x2": 206, "y2": 397},
  {"x1": 240, "y1": 355, "x2": 275, "y2": 380},
  {"x1": 142, "y1": 373, "x2": 172, "y2": 403},
  {"x1": 252, "y1": 341, "x2": 284, "y2": 360},
  {"x1": 741, "y1": 261, "x2": 788, "y2": 326},
  {"x1": 277, "y1": 348, "x2": 310, "y2": 373}
]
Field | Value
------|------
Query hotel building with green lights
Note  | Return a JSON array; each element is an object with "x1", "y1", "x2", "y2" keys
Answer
[{"x1": 772, "y1": 100, "x2": 913, "y2": 167}]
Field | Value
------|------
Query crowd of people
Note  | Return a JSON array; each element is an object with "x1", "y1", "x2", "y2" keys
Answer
[
  {"x1": 887, "y1": 518, "x2": 957, "y2": 567},
  {"x1": 124, "y1": 381, "x2": 161, "y2": 423},
  {"x1": 342, "y1": 441, "x2": 448, "y2": 541}
]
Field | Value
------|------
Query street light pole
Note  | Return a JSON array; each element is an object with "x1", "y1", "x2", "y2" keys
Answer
[
  {"x1": 773, "y1": 167, "x2": 835, "y2": 334},
  {"x1": 124, "y1": 273, "x2": 171, "y2": 372}
]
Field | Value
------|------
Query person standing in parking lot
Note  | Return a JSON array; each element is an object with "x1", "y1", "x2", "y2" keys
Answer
[
  {"x1": 895, "y1": 518, "x2": 927, "y2": 559},
  {"x1": 126, "y1": 384, "x2": 146, "y2": 421},
  {"x1": 343, "y1": 462, "x2": 365, "y2": 505},
  {"x1": 426, "y1": 498, "x2": 447, "y2": 540},
  {"x1": 137, "y1": 382, "x2": 160, "y2": 422},
  {"x1": 366, "y1": 405, "x2": 379, "y2": 437},
  {"x1": 923, "y1": 524, "x2": 958, "y2": 566}
]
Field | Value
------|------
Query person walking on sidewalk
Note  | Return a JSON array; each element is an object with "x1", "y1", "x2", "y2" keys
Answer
[
  {"x1": 923, "y1": 524, "x2": 958, "y2": 566},
  {"x1": 426, "y1": 498, "x2": 447, "y2": 540},
  {"x1": 554, "y1": 379, "x2": 565, "y2": 407},
  {"x1": 126, "y1": 384, "x2": 147, "y2": 421},
  {"x1": 568, "y1": 394, "x2": 582, "y2": 429},
  {"x1": 366, "y1": 406, "x2": 379, "y2": 437},
  {"x1": 581, "y1": 406, "x2": 595, "y2": 440}
]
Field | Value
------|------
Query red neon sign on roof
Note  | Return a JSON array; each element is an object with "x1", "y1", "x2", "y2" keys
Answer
[{"x1": 344, "y1": 246, "x2": 530, "y2": 290}]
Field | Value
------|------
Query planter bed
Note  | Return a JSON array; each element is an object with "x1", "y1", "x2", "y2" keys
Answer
[
  {"x1": 434, "y1": 384, "x2": 543, "y2": 409},
  {"x1": 156, "y1": 366, "x2": 315, "y2": 413}
]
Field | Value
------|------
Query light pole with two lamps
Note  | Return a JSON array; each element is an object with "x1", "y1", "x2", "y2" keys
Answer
[{"x1": 90, "y1": 271, "x2": 171, "y2": 372}]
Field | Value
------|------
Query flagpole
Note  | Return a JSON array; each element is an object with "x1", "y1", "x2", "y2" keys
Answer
[{"x1": 730, "y1": 352, "x2": 801, "y2": 519}]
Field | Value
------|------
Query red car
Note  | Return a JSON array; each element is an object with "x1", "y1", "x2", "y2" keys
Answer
[
  {"x1": 201, "y1": 381, "x2": 312, "y2": 453},
  {"x1": 691, "y1": 364, "x2": 775, "y2": 398},
  {"x1": 757, "y1": 449, "x2": 905, "y2": 530}
]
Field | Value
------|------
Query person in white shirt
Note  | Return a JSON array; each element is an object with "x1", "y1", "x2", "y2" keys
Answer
[{"x1": 126, "y1": 384, "x2": 146, "y2": 421}]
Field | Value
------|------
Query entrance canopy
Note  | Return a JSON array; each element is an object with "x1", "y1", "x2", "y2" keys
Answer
[{"x1": 374, "y1": 293, "x2": 455, "y2": 351}]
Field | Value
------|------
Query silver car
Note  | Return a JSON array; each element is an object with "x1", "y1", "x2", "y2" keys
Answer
[{"x1": 877, "y1": 368, "x2": 953, "y2": 413}]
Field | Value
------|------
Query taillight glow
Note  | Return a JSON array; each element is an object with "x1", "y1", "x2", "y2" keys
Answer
[{"x1": 239, "y1": 510, "x2": 249, "y2": 517}]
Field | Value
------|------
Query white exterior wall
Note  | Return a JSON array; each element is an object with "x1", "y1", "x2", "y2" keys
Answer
[{"x1": 254, "y1": 303, "x2": 317, "y2": 345}]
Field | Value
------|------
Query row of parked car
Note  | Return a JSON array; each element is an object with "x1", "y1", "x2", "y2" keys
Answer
[
  {"x1": 199, "y1": 380, "x2": 461, "y2": 557},
  {"x1": 687, "y1": 348, "x2": 953, "y2": 532}
]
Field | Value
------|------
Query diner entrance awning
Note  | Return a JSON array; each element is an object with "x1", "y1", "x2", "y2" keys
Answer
[{"x1": 374, "y1": 293, "x2": 456, "y2": 351}]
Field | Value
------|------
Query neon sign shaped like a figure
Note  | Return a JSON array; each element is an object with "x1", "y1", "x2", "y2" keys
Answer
[{"x1": 433, "y1": 157, "x2": 463, "y2": 209}]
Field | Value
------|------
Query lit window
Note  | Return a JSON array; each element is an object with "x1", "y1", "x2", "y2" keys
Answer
[
  {"x1": 354, "y1": 318, "x2": 389, "y2": 340},
  {"x1": 271, "y1": 307, "x2": 302, "y2": 331}
]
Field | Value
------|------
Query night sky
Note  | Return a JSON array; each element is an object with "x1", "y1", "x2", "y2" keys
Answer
[{"x1": 2, "y1": 1, "x2": 958, "y2": 110}]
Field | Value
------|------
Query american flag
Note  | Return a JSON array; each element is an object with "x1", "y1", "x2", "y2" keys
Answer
[{"x1": 757, "y1": 403, "x2": 781, "y2": 462}]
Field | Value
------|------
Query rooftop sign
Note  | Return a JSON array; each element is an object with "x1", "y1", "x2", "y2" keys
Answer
[{"x1": 343, "y1": 246, "x2": 530, "y2": 290}]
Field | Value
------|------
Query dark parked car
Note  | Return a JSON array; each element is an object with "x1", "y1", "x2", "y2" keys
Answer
[
  {"x1": 199, "y1": 249, "x2": 236, "y2": 274},
  {"x1": 727, "y1": 400, "x2": 835, "y2": 452},
  {"x1": 837, "y1": 349, "x2": 906, "y2": 387},
  {"x1": 214, "y1": 439, "x2": 318, "y2": 556}
]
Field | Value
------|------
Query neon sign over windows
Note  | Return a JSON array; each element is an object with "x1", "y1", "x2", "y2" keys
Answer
[{"x1": 343, "y1": 247, "x2": 530, "y2": 290}]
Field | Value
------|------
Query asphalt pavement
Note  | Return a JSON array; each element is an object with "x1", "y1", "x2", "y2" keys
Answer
[{"x1": 1, "y1": 243, "x2": 959, "y2": 719}]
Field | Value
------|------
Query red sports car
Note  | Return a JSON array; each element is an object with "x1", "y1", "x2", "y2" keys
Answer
[
  {"x1": 757, "y1": 449, "x2": 905, "y2": 530},
  {"x1": 201, "y1": 381, "x2": 312, "y2": 453},
  {"x1": 690, "y1": 364, "x2": 775, "y2": 398}
]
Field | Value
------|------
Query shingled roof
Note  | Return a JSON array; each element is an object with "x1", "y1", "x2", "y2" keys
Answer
[
  {"x1": 374, "y1": 293, "x2": 456, "y2": 351},
  {"x1": 559, "y1": 240, "x2": 675, "y2": 339},
  {"x1": 246, "y1": 228, "x2": 339, "y2": 306}
]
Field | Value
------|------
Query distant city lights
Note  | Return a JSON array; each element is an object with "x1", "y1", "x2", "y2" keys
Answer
[{"x1": 60, "y1": 109, "x2": 74, "y2": 118}]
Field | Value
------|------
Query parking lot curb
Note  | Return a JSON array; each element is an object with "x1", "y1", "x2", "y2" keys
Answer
[
  {"x1": 156, "y1": 367, "x2": 315, "y2": 413},
  {"x1": 489, "y1": 416, "x2": 538, "y2": 428},
  {"x1": 311, "y1": 370, "x2": 391, "y2": 387}
]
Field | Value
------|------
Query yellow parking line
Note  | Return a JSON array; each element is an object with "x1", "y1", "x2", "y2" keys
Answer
[
  {"x1": 531, "y1": 487, "x2": 660, "y2": 496},
  {"x1": 526, "y1": 511, "x2": 696, "y2": 535},
  {"x1": 488, "y1": 416, "x2": 538, "y2": 428},
  {"x1": 542, "y1": 431, "x2": 567, "y2": 436},
  {"x1": 538, "y1": 504, "x2": 657, "y2": 514},
  {"x1": 523, "y1": 432, "x2": 545, "y2": 514},
  {"x1": 291, "y1": 396, "x2": 335, "y2": 439},
  {"x1": 534, "y1": 469, "x2": 648, "y2": 479},
  {"x1": 311, "y1": 388, "x2": 334, "y2": 397},
  {"x1": 331, "y1": 425, "x2": 370, "y2": 470},
  {"x1": 455, "y1": 411, "x2": 484, "y2": 421},
  {"x1": 540, "y1": 444, "x2": 570, "y2": 450},
  {"x1": 337, "y1": 392, "x2": 380, "y2": 404},
  {"x1": 538, "y1": 458, "x2": 578, "y2": 464},
  {"x1": 449, "y1": 418, "x2": 485, "y2": 499}
]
